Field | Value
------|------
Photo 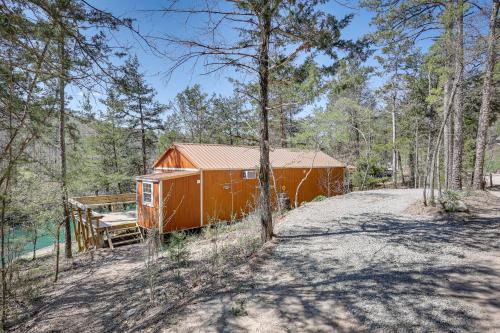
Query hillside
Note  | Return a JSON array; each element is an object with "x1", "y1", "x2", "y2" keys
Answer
[{"x1": 10, "y1": 188, "x2": 500, "y2": 332}]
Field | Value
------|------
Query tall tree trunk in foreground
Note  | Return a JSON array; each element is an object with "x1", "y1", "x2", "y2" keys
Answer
[
  {"x1": 58, "y1": 15, "x2": 72, "y2": 259},
  {"x1": 258, "y1": 4, "x2": 273, "y2": 242},
  {"x1": 1, "y1": 48, "x2": 14, "y2": 331},
  {"x1": 1, "y1": 184, "x2": 9, "y2": 331},
  {"x1": 451, "y1": 0, "x2": 464, "y2": 190},
  {"x1": 473, "y1": 0, "x2": 499, "y2": 189}
]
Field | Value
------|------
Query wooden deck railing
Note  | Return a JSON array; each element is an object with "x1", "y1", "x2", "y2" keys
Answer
[{"x1": 68, "y1": 193, "x2": 137, "y2": 251}]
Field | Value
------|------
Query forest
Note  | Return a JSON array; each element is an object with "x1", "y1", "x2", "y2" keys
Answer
[{"x1": 0, "y1": 0, "x2": 498, "y2": 330}]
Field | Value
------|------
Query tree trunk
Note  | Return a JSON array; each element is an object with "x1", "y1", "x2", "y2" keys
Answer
[
  {"x1": 279, "y1": 96, "x2": 287, "y2": 148},
  {"x1": 54, "y1": 224, "x2": 61, "y2": 282},
  {"x1": 139, "y1": 99, "x2": 147, "y2": 175},
  {"x1": 451, "y1": 0, "x2": 464, "y2": 190},
  {"x1": 443, "y1": 72, "x2": 453, "y2": 189},
  {"x1": 58, "y1": 17, "x2": 72, "y2": 260},
  {"x1": 409, "y1": 151, "x2": 415, "y2": 187},
  {"x1": 295, "y1": 152, "x2": 317, "y2": 208},
  {"x1": 437, "y1": 141, "x2": 442, "y2": 199},
  {"x1": 1, "y1": 184, "x2": 9, "y2": 331},
  {"x1": 425, "y1": 66, "x2": 461, "y2": 206},
  {"x1": 473, "y1": 1, "x2": 499, "y2": 189},
  {"x1": 398, "y1": 151, "x2": 405, "y2": 185},
  {"x1": 1, "y1": 49, "x2": 14, "y2": 331},
  {"x1": 258, "y1": 5, "x2": 273, "y2": 243},
  {"x1": 391, "y1": 91, "x2": 397, "y2": 187},
  {"x1": 429, "y1": 124, "x2": 436, "y2": 204},
  {"x1": 353, "y1": 119, "x2": 361, "y2": 159},
  {"x1": 423, "y1": 119, "x2": 433, "y2": 205},
  {"x1": 443, "y1": 0, "x2": 454, "y2": 190},
  {"x1": 32, "y1": 229, "x2": 37, "y2": 260},
  {"x1": 414, "y1": 120, "x2": 419, "y2": 188}
]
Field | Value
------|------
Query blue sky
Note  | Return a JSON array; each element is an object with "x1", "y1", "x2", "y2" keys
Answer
[
  {"x1": 71, "y1": 0, "x2": 382, "y2": 113},
  {"x1": 73, "y1": 0, "x2": 443, "y2": 117}
]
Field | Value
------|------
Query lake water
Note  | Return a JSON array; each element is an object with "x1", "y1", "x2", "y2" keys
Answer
[
  {"x1": 12, "y1": 222, "x2": 74, "y2": 256},
  {"x1": 12, "y1": 204, "x2": 137, "y2": 256}
]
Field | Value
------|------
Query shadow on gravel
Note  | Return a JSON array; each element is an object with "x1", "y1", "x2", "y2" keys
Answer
[{"x1": 236, "y1": 213, "x2": 500, "y2": 332}]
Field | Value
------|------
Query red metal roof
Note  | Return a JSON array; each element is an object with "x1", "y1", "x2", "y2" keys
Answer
[{"x1": 166, "y1": 143, "x2": 345, "y2": 170}]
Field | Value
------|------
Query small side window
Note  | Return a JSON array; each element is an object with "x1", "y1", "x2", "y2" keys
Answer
[
  {"x1": 242, "y1": 170, "x2": 257, "y2": 179},
  {"x1": 142, "y1": 182, "x2": 153, "y2": 206}
]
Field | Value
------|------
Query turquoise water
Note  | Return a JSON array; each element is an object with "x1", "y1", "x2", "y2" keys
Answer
[
  {"x1": 13, "y1": 204, "x2": 135, "y2": 255},
  {"x1": 12, "y1": 204, "x2": 136, "y2": 256},
  {"x1": 12, "y1": 222, "x2": 74, "y2": 256}
]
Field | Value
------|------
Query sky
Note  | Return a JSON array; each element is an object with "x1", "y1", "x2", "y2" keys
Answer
[{"x1": 73, "y1": 0, "x2": 426, "y2": 115}]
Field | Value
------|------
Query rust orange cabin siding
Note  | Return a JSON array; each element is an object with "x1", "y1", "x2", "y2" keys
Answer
[{"x1": 136, "y1": 144, "x2": 345, "y2": 234}]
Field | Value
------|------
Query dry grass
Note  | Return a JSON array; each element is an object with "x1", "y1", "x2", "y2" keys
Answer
[{"x1": 7, "y1": 213, "x2": 263, "y2": 332}]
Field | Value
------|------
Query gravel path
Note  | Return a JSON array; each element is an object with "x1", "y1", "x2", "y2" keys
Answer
[{"x1": 170, "y1": 189, "x2": 500, "y2": 332}]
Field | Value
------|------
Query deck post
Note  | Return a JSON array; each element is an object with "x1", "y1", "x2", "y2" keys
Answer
[
  {"x1": 69, "y1": 204, "x2": 83, "y2": 252},
  {"x1": 86, "y1": 208, "x2": 97, "y2": 248},
  {"x1": 95, "y1": 216, "x2": 102, "y2": 248},
  {"x1": 77, "y1": 208, "x2": 87, "y2": 250}
]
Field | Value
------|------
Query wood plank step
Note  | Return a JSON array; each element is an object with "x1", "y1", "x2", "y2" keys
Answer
[
  {"x1": 109, "y1": 225, "x2": 139, "y2": 231},
  {"x1": 110, "y1": 232, "x2": 142, "y2": 239},
  {"x1": 112, "y1": 238, "x2": 141, "y2": 246}
]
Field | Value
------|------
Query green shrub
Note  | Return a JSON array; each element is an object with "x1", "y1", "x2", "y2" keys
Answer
[
  {"x1": 439, "y1": 190, "x2": 461, "y2": 212},
  {"x1": 230, "y1": 299, "x2": 248, "y2": 317},
  {"x1": 167, "y1": 231, "x2": 190, "y2": 282},
  {"x1": 312, "y1": 195, "x2": 327, "y2": 202},
  {"x1": 351, "y1": 157, "x2": 388, "y2": 189}
]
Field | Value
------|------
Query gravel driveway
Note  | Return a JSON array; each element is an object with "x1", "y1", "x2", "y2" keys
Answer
[{"x1": 170, "y1": 189, "x2": 500, "y2": 332}]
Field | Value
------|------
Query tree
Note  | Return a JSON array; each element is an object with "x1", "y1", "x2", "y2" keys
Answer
[
  {"x1": 154, "y1": 0, "x2": 363, "y2": 242},
  {"x1": 33, "y1": 0, "x2": 127, "y2": 261},
  {"x1": 117, "y1": 56, "x2": 165, "y2": 175},
  {"x1": 327, "y1": 58, "x2": 375, "y2": 161},
  {"x1": 374, "y1": 35, "x2": 416, "y2": 186},
  {"x1": 171, "y1": 85, "x2": 210, "y2": 144},
  {"x1": 473, "y1": 1, "x2": 499, "y2": 189},
  {"x1": 268, "y1": 58, "x2": 322, "y2": 147},
  {"x1": 0, "y1": 2, "x2": 56, "y2": 326},
  {"x1": 209, "y1": 93, "x2": 255, "y2": 145},
  {"x1": 69, "y1": 90, "x2": 137, "y2": 195},
  {"x1": 450, "y1": 0, "x2": 465, "y2": 190}
]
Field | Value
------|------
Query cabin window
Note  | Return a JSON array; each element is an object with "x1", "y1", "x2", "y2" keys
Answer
[
  {"x1": 242, "y1": 170, "x2": 257, "y2": 179},
  {"x1": 142, "y1": 182, "x2": 153, "y2": 206}
]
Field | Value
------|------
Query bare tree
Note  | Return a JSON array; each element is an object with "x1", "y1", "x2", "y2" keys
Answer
[
  {"x1": 473, "y1": 0, "x2": 499, "y2": 189},
  {"x1": 295, "y1": 152, "x2": 318, "y2": 208},
  {"x1": 424, "y1": 69, "x2": 462, "y2": 206},
  {"x1": 450, "y1": 0, "x2": 465, "y2": 190}
]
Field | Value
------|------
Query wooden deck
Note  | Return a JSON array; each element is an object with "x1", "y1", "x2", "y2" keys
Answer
[
  {"x1": 91, "y1": 211, "x2": 137, "y2": 230},
  {"x1": 69, "y1": 194, "x2": 143, "y2": 251}
]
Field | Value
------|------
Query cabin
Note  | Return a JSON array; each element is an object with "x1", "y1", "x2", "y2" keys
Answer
[{"x1": 136, "y1": 143, "x2": 346, "y2": 234}]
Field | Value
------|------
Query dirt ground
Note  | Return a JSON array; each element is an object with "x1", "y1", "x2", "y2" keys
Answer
[{"x1": 10, "y1": 188, "x2": 500, "y2": 332}]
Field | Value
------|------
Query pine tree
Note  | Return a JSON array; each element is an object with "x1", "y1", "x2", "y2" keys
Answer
[
  {"x1": 171, "y1": 85, "x2": 210, "y2": 144},
  {"x1": 117, "y1": 56, "x2": 165, "y2": 175}
]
